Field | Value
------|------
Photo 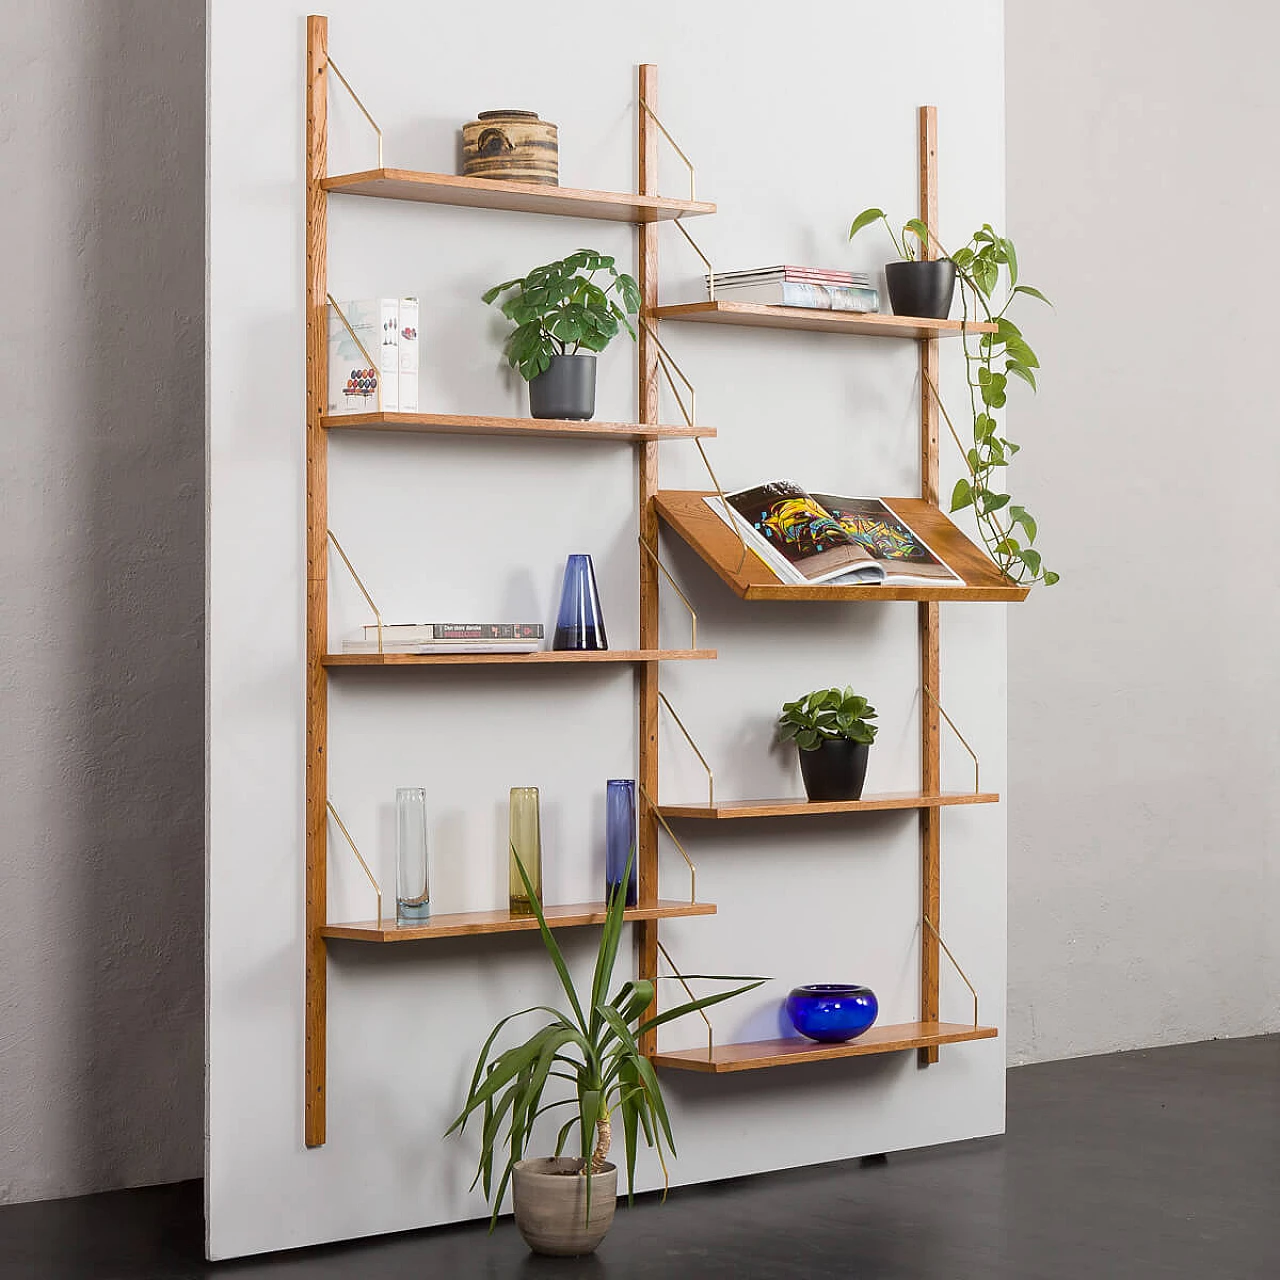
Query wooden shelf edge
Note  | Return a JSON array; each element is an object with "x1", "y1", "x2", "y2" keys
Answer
[
  {"x1": 657, "y1": 791, "x2": 1001, "y2": 820},
  {"x1": 322, "y1": 649, "x2": 716, "y2": 667},
  {"x1": 321, "y1": 899, "x2": 717, "y2": 942},
  {"x1": 651, "y1": 1022, "x2": 998, "y2": 1073},
  {"x1": 654, "y1": 490, "x2": 1030, "y2": 603},
  {"x1": 321, "y1": 412, "x2": 715, "y2": 441},
  {"x1": 322, "y1": 169, "x2": 716, "y2": 223},
  {"x1": 648, "y1": 301, "x2": 996, "y2": 339}
]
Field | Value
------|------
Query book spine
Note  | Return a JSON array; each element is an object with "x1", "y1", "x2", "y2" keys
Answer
[
  {"x1": 362, "y1": 622, "x2": 545, "y2": 640},
  {"x1": 398, "y1": 296, "x2": 419, "y2": 413},
  {"x1": 378, "y1": 298, "x2": 399, "y2": 413}
]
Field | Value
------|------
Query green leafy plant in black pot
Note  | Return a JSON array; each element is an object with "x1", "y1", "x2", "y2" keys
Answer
[
  {"x1": 778, "y1": 687, "x2": 879, "y2": 803},
  {"x1": 446, "y1": 850, "x2": 762, "y2": 1257},
  {"x1": 848, "y1": 207, "x2": 956, "y2": 319},
  {"x1": 483, "y1": 249, "x2": 641, "y2": 421},
  {"x1": 848, "y1": 211, "x2": 1057, "y2": 587}
]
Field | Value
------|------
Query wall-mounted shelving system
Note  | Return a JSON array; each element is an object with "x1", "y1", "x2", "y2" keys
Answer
[{"x1": 303, "y1": 12, "x2": 1014, "y2": 1148}]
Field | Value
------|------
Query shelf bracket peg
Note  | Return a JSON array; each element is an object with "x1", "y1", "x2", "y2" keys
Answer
[
  {"x1": 637, "y1": 537, "x2": 697, "y2": 651},
  {"x1": 324, "y1": 53, "x2": 384, "y2": 168},
  {"x1": 326, "y1": 528, "x2": 386, "y2": 653},
  {"x1": 922, "y1": 915, "x2": 980, "y2": 1029},
  {"x1": 639, "y1": 781, "x2": 698, "y2": 905},
  {"x1": 922, "y1": 684, "x2": 981, "y2": 795},
  {"x1": 326, "y1": 800, "x2": 384, "y2": 928},
  {"x1": 655, "y1": 938, "x2": 715, "y2": 1058}
]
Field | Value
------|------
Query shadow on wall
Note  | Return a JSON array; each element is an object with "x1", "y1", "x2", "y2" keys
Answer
[{"x1": 72, "y1": 0, "x2": 205, "y2": 1193}]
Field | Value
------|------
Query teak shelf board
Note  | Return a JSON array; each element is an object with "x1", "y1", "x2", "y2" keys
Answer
[
  {"x1": 654, "y1": 491, "x2": 1029, "y2": 603},
  {"x1": 321, "y1": 412, "x2": 715, "y2": 441},
  {"x1": 323, "y1": 169, "x2": 716, "y2": 223},
  {"x1": 648, "y1": 302, "x2": 996, "y2": 340},
  {"x1": 322, "y1": 649, "x2": 716, "y2": 667},
  {"x1": 321, "y1": 899, "x2": 717, "y2": 942},
  {"x1": 657, "y1": 791, "x2": 1001, "y2": 820},
  {"x1": 651, "y1": 1022, "x2": 998, "y2": 1073}
]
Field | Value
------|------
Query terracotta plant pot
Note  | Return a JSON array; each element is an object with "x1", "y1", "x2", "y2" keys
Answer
[{"x1": 511, "y1": 1157, "x2": 617, "y2": 1256}]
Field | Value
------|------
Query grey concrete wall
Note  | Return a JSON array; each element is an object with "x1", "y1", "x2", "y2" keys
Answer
[
  {"x1": 1005, "y1": 4, "x2": 1280, "y2": 1062},
  {"x1": 0, "y1": 3, "x2": 205, "y2": 1202}
]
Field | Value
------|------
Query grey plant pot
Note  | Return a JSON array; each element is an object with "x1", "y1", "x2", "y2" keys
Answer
[
  {"x1": 528, "y1": 354, "x2": 597, "y2": 420},
  {"x1": 511, "y1": 1157, "x2": 618, "y2": 1256}
]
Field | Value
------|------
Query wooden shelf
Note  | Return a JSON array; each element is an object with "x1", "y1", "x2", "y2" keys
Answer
[
  {"x1": 658, "y1": 791, "x2": 1000, "y2": 820},
  {"x1": 654, "y1": 491, "x2": 1029, "y2": 603},
  {"x1": 323, "y1": 169, "x2": 716, "y2": 223},
  {"x1": 652, "y1": 1022, "x2": 998, "y2": 1073},
  {"x1": 649, "y1": 302, "x2": 995, "y2": 339},
  {"x1": 322, "y1": 648, "x2": 715, "y2": 667},
  {"x1": 321, "y1": 411, "x2": 715, "y2": 442},
  {"x1": 322, "y1": 898, "x2": 716, "y2": 942}
]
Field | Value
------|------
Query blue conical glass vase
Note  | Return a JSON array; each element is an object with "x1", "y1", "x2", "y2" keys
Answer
[{"x1": 552, "y1": 554, "x2": 608, "y2": 651}]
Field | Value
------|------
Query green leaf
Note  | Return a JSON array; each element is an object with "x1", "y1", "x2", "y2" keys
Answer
[
  {"x1": 951, "y1": 477, "x2": 974, "y2": 511},
  {"x1": 1006, "y1": 360, "x2": 1038, "y2": 391},
  {"x1": 982, "y1": 492, "x2": 1011, "y2": 514},
  {"x1": 510, "y1": 846, "x2": 587, "y2": 1030},
  {"x1": 1001, "y1": 237, "x2": 1018, "y2": 285},
  {"x1": 903, "y1": 218, "x2": 933, "y2": 254},
  {"x1": 848, "y1": 207, "x2": 885, "y2": 239},
  {"x1": 1044, "y1": 570, "x2": 1060, "y2": 585},
  {"x1": 1008, "y1": 505, "x2": 1038, "y2": 543},
  {"x1": 482, "y1": 279, "x2": 522, "y2": 305},
  {"x1": 1012, "y1": 284, "x2": 1052, "y2": 305},
  {"x1": 1020, "y1": 548, "x2": 1042, "y2": 576}
]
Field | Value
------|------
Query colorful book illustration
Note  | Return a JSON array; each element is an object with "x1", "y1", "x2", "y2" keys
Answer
[
  {"x1": 327, "y1": 297, "x2": 419, "y2": 415},
  {"x1": 706, "y1": 481, "x2": 961, "y2": 587}
]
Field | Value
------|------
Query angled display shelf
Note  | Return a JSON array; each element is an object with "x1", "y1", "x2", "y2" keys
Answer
[
  {"x1": 321, "y1": 411, "x2": 716, "y2": 442},
  {"x1": 323, "y1": 169, "x2": 715, "y2": 223},
  {"x1": 322, "y1": 899, "x2": 716, "y2": 943},
  {"x1": 322, "y1": 649, "x2": 715, "y2": 667},
  {"x1": 657, "y1": 791, "x2": 1000, "y2": 820},
  {"x1": 648, "y1": 301, "x2": 996, "y2": 340},
  {"x1": 654, "y1": 490, "x2": 1029, "y2": 602},
  {"x1": 652, "y1": 1022, "x2": 998, "y2": 1074}
]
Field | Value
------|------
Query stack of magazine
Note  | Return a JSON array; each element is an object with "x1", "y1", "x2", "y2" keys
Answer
[
  {"x1": 708, "y1": 481, "x2": 962, "y2": 587},
  {"x1": 342, "y1": 622, "x2": 544, "y2": 654},
  {"x1": 707, "y1": 266, "x2": 879, "y2": 313}
]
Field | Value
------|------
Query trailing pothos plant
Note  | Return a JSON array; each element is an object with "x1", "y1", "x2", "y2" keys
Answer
[
  {"x1": 482, "y1": 249, "x2": 642, "y2": 381},
  {"x1": 446, "y1": 849, "x2": 763, "y2": 1228},
  {"x1": 849, "y1": 210, "x2": 1058, "y2": 586}
]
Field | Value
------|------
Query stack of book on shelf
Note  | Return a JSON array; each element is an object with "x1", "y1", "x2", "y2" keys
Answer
[
  {"x1": 342, "y1": 623, "x2": 544, "y2": 654},
  {"x1": 706, "y1": 266, "x2": 879, "y2": 313}
]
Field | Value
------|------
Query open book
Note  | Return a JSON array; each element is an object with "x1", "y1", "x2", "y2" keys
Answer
[{"x1": 706, "y1": 481, "x2": 962, "y2": 587}]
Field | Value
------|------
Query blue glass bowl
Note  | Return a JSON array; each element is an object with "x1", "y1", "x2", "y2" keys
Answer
[{"x1": 784, "y1": 984, "x2": 879, "y2": 1043}]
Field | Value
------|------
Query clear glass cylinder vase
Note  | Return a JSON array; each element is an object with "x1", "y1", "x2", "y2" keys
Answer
[
  {"x1": 509, "y1": 786, "x2": 543, "y2": 916},
  {"x1": 396, "y1": 787, "x2": 431, "y2": 923},
  {"x1": 605, "y1": 779, "x2": 638, "y2": 907}
]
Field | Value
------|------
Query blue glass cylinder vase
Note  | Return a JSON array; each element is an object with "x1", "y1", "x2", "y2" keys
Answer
[
  {"x1": 552, "y1": 554, "x2": 608, "y2": 651},
  {"x1": 605, "y1": 779, "x2": 638, "y2": 907}
]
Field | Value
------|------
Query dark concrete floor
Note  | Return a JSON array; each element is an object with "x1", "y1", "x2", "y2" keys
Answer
[{"x1": 1, "y1": 1035, "x2": 1276, "y2": 1279}]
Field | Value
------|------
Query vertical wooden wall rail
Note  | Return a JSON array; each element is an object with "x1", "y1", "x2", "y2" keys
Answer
[
  {"x1": 917, "y1": 105, "x2": 942, "y2": 1067},
  {"x1": 304, "y1": 13, "x2": 330, "y2": 1146},
  {"x1": 636, "y1": 63, "x2": 662, "y2": 1058}
]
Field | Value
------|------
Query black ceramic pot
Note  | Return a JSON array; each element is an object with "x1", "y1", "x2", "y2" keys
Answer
[
  {"x1": 798, "y1": 740, "x2": 870, "y2": 803},
  {"x1": 885, "y1": 260, "x2": 957, "y2": 320},
  {"x1": 528, "y1": 354, "x2": 597, "y2": 420}
]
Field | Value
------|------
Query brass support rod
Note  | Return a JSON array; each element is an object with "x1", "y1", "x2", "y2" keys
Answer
[
  {"x1": 637, "y1": 536, "x2": 697, "y2": 651},
  {"x1": 923, "y1": 684, "x2": 981, "y2": 795},
  {"x1": 327, "y1": 801, "x2": 384, "y2": 928},
  {"x1": 639, "y1": 782, "x2": 698, "y2": 905},
  {"x1": 656, "y1": 691, "x2": 714, "y2": 807},
  {"x1": 655, "y1": 939, "x2": 714, "y2": 1057},
  {"x1": 326, "y1": 529, "x2": 385, "y2": 652},
  {"x1": 923, "y1": 915, "x2": 979, "y2": 1028},
  {"x1": 325, "y1": 54, "x2": 384, "y2": 168},
  {"x1": 670, "y1": 218, "x2": 717, "y2": 300},
  {"x1": 637, "y1": 316, "x2": 696, "y2": 427},
  {"x1": 637, "y1": 98, "x2": 696, "y2": 201}
]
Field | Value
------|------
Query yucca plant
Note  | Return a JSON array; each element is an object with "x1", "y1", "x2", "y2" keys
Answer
[{"x1": 446, "y1": 849, "x2": 762, "y2": 1227}]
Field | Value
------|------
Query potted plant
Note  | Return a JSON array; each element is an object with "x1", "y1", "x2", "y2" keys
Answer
[
  {"x1": 446, "y1": 852, "x2": 762, "y2": 1256},
  {"x1": 482, "y1": 249, "x2": 641, "y2": 421},
  {"x1": 848, "y1": 207, "x2": 956, "y2": 319},
  {"x1": 849, "y1": 211, "x2": 1057, "y2": 587},
  {"x1": 778, "y1": 686, "x2": 879, "y2": 803}
]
